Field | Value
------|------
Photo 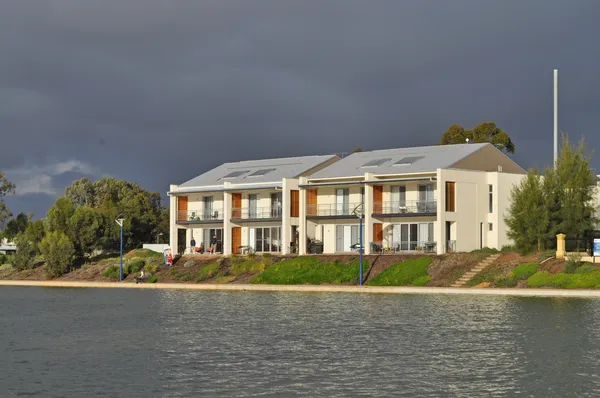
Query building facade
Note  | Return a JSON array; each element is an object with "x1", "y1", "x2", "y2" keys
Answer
[
  {"x1": 169, "y1": 143, "x2": 528, "y2": 256},
  {"x1": 168, "y1": 155, "x2": 339, "y2": 255}
]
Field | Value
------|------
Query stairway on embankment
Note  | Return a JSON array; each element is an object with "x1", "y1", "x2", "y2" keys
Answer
[{"x1": 450, "y1": 253, "x2": 502, "y2": 287}]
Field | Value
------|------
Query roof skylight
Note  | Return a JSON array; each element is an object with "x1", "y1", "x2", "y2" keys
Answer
[
  {"x1": 222, "y1": 170, "x2": 248, "y2": 179},
  {"x1": 361, "y1": 158, "x2": 391, "y2": 167},
  {"x1": 247, "y1": 168, "x2": 276, "y2": 177},
  {"x1": 393, "y1": 156, "x2": 424, "y2": 166}
]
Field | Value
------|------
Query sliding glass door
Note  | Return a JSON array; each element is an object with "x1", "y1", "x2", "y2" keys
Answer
[
  {"x1": 391, "y1": 222, "x2": 434, "y2": 251},
  {"x1": 335, "y1": 224, "x2": 363, "y2": 252},
  {"x1": 336, "y1": 188, "x2": 349, "y2": 215},
  {"x1": 250, "y1": 227, "x2": 281, "y2": 253}
]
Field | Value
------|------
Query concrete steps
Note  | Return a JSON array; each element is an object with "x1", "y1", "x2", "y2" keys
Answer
[{"x1": 450, "y1": 253, "x2": 502, "y2": 287}]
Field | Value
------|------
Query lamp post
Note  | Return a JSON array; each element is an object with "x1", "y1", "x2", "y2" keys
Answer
[
  {"x1": 115, "y1": 213, "x2": 126, "y2": 282},
  {"x1": 352, "y1": 203, "x2": 364, "y2": 286}
]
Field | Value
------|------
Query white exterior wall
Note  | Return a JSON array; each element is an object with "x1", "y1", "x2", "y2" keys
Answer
[
  {"x1": 438, "y1": 169, "x2": 526, "y2": 253},
  {"x1": 496, "y1": 172, "x2": 526, "y2": 248},
  {"x1": 169, "y1": 184, "x2": 178, "y2": 253}
]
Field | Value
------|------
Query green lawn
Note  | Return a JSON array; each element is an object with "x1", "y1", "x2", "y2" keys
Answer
[
  {"x1": 251, "y1": 257, "x2": 369, "y2": 285},
  {"x1": 527, "y1": 268, "x2": 600, "y2": 289},
  {"x1": 367, "y1": 257, "x2": 433, "y2": 286}
]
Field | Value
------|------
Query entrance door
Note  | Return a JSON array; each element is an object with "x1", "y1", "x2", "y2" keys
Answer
[
  {"x1": 232, "y1": 227, "x2": 241, "y2": 254},
  {"x1": 232, "y1": 193, "x2": 242, "y2": 218}
]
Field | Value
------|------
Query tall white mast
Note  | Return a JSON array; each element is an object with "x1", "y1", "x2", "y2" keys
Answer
[{"x1": 554, "y1": 69, "x2": 558, "y2": 167}]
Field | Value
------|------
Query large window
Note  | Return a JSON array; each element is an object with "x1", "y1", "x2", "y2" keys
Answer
[
  {"x1": 488, "y1": 184, "x2": 493, "y2": 213},
  {"x1": 250, "y1": 227, "x2": 281, "y2": 253},
  {"x1": 335, "y1": 224, "x2": 363, "y2": 252},
  {"x1": 336, "y1": 188, "x2": 349, "y2": 215},
  {"x1": 445, "y1": 182, "x2": 456, "y2": 212},
  {"x1": 391, "y1": 185, "x2": 406, "y2": 208},
  {"x1": 391, "y1": 222, "x2": 434, "y2": 251},
  {"x1": 248, "y1": 194, "x2": 259, "y2": 218},
  {"x1": 203, "y1": 196, "x2": 214, "y2": 218},
  {"x1": 203, "y1": 228, "x2": 223, "y2": 252}
]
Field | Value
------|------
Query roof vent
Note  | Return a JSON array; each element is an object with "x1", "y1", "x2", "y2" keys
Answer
[
  {"x1": 361, "y1": 158, "x2": 391, "y2": 167},
  {"x1": 393, "y1": 156, "x2": 424, "y2": 166}
]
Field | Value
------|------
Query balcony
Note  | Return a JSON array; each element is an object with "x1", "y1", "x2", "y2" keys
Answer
[
  {"x1": 372, "y1": 200, "x2": 437, "y2": 216},
  {"x1": 177, "y1": 209, "x2": 223, "y2": 224},
  {"x1": 307, "y1": 202, "x2": 362, "y2": 218},
  {"x1": 231, "y1": 206, "x2": 283, "y2": 221}
]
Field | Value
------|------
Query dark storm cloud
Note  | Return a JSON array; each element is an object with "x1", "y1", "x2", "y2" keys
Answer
[{"x1": 1, "y1": 0, "x2": 600, "y2": 217}]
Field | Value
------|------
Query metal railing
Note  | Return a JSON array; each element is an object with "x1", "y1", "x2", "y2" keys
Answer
[
  {"x1": 307, "y1": 202, "x2": 362, "y2": 217},
  {"x1": 446, "y1": 240, "x2": 456, "y2": 252},
  {"x1": 231, "y1": 206, "x2": 283, "y2": 220},
  {"x1": 384, "y1": 240, "x2": 437, "y2": 253},
  {"x1": 373, "y1": 200, "x2": 437, "y2": 215},
  {"x1": 177, "y1": 209, "x2": 223, "y2": 222}
]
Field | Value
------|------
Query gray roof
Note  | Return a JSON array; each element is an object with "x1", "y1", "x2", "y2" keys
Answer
[
  {"x1": 309, "y1": 143, "x2": 490, "y2": 179},
  {"x1": 178, "y1": 154, "x2": 337, "y2": 188}
]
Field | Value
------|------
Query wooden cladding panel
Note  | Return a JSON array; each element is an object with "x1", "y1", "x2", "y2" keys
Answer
[
  {"x1": 307, "y1": 189, "x2": 318, "y2": 216},
  {"x1": 232, "y1": 193, "x2": 242, "y2": 218},
  {"x1": 232, "y1": 227, "x2": 241, "y2": 254},
  {"x1": 373, "y1": 223, "x2": 383, "y2": 243},
  {"x1": 290, "y1": 190, "x2": 300, "y2": 217},
  {"x1": 177, "y1": 196, "x2": 188, "y2": 221},
  {"x1": 445, "y1": 182, "x2": 456, "y2": 212},
  {"x1": 373, "y1": 185, "x2": 383, "y2": 213}
]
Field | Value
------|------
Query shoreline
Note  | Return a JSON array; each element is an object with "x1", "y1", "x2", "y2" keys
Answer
[{"x1": 2, "y1": 280, "x2": 600, "y2": 298}]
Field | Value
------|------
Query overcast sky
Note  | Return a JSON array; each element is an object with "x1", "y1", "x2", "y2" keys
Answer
[{"x1": 2, "y1": 0, "x2": 600, "y2": 219}]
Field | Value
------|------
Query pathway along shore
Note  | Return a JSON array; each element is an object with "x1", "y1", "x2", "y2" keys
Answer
[{"x1": 2, "y1": 280, "x2": 600, "y2": 298}]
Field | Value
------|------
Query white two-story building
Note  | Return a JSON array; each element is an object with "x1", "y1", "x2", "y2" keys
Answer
[
  {"x1": 297, "y1": 143, "x2": 527, "y2": 255},
  {"x1": 168, "y1": 155, "x2": 339, "y2": 255}
]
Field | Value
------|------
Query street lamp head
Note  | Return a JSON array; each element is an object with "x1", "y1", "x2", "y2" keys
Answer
[{"x1": 115, "y1": 213, "x2": 127, "y2": 227}]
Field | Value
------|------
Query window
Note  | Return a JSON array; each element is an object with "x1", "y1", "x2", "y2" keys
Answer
[
  {"x1": 489, "y1": 223, "x2": 493, "y2": 231},
  {"x1": 222, "y1": 170, "x2": 248, "y2": 179},
  {"x1": 393, "y1": 156, "x2": 424, "y2": 166},
  {"x1": 488, "y1": 184, "x2": 493, "y2": 213},
  {"x1": 336, "y1": 188, "x2": 349, "y2": 215},
  {"x1": 445, "y1": 182, "x2": 456, "y2": 212},
  {"x1": 250, "y1": 227, "x2": 281, "y2": 253},
  {"x1": 391, "y1": 185, "x2": 406, "y2": 208},
  {"x1": 290, "y1": 190, "x2": 300, "y2": 217},
  {"x1": 361, "y1": 158, "x2": 391, "y2": 167},
  {"x1": 248, "y1": 168, "x2": 275, "y2": 177},
  {"x1": 335, "y1": 225, "x2": 364, "y2": 252},
  {"x1": 203, "y1": 196, "x2": 214, "y2": 219}
]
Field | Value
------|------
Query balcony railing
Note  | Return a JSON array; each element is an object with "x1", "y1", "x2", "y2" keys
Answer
[
  {"x1": 307, "y1": 202, "x2": 362, "y2": 217},
  {"x1": 231, "y1": 206, "x2": 283, "y2": 220},
  {"x1": 177, "y1": 209, "x2": 223, "y2": 223},
  {"x1": 374, "y1": 240, "x2": 437, "y2": 253},
  {"x1": 373, "y1": 200, "x2": 437, "y2": 215}
]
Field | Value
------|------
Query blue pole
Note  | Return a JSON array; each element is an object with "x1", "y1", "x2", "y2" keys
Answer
[
  {"x1": 359, "y1": 215, "x2": 363, "y2": 286},
  {"x1": 119, "y1": 224, "x2": 123, "y2": 282}
]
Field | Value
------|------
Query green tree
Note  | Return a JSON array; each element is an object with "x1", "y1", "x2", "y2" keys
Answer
[
  {"x1": 69, "y1": 206, "x2": 102, "y2": 257},
  {"x1": 440, "y1": 122, "x2": 516, "y2": 154},
  {"x1": 3, "y1": 212, "x2": 30, "y2": 242},
  {"x1": 22, "y1": 220, "x2": 46, "y2": 254},
  {"x1": 45, "y1": 197, "x2": 75, "y2": 234},
  {"x1": 0, "y1": 172, "x2": 15, "y2": 226},
  {"x1": 504, "y1": 170, "x2": 548, "y2": 252},
  {"x1": 12, "y1": 234, "x2": 37, "y2": 271},
  {"x1": 552, "y1": 135, "x2": 598, "y2": 240},
  {"x1": 40, "y1": 231, "x2": 75, "y2": 278}
]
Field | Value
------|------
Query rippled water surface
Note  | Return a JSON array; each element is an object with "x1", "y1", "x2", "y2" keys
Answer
[{"x1": 2, "y1": 287, "x2": 600, "y2": 397}]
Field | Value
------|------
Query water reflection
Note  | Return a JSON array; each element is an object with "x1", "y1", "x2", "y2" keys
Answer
[{"x1": 3, "y1": 288, "x2": 600, "y2": 397}]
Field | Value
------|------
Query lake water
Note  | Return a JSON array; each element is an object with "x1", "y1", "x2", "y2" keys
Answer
[{"x1": 2, "y1": 287, "x2": 600, "y2": 397}]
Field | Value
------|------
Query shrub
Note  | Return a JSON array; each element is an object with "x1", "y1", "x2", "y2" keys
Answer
[
  {"x1": 0, "y1": 263, "x2": 13, "y2": 271},
  {"x1": 127, "y1": 259, "x2": 146, "y2": 274},
  {"x1": 39, "y1": 231, "x2": 75, "y2": 278},
  {"x1": 501, "y1": 245, "x2": 515, "y2": 252},
  {"x1": 248, "y1": 253, "x2": 256, "y2": 259},
  {"x1": 262, "y1": 253, "x2": 272, "y2": 258},
  {"x1": 367, "y1": 257, "x2": 433, "y2": 286},
  {"x1": 511, "y1": 263, "x2": 539, "y2": 280},
  {"x1": 565, "y1": 252, "x2": 583, "y2": 274},
  {"x1": 575, "y1": 264, "x2": 598, "y2": 274},
  {"x1": 494, "y1": 277, "x2": 518, "y2": 287},
  {"x1": 0, "y1": 254, "x2": 6, "y2": 265},
  {"x1": 144, "y1": 263, "x2": 158, "y2": 274},
  {"x1": 230, "y1": 259, "x2": 266, "y2": 276},
  {"x1": 13, "y1": 238, "x2": 36, "y2": 271},
  {"x1": 103, "y1": 265, "x2": 120, "y2": 279},
  {"x1": 148, "y1": 276, "x2": 158, "y2": 283}
]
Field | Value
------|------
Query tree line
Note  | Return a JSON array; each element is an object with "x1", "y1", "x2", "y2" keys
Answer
[{"x1": 0, "y1": 177, "x2": 168, "y2": 277}]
